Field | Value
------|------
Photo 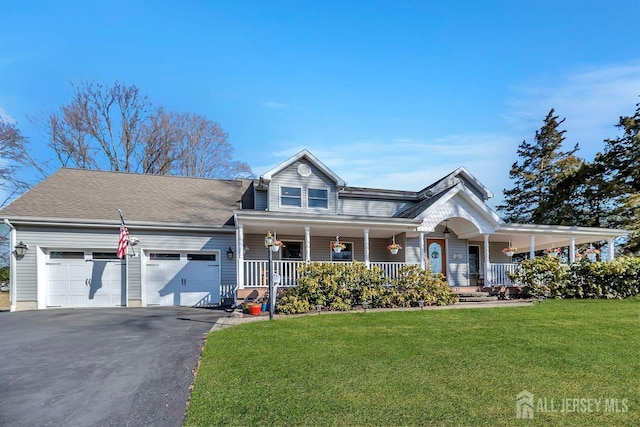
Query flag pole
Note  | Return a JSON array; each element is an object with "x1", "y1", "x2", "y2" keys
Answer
[{"x1": 118, "y1": 209, "x2": 129, "y2": 307}]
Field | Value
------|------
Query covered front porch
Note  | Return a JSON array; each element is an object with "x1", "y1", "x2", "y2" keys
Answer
[
  {"x1": 234, "y1": 212, "x2": 630, "y2": 291},
  {"x1": 235, "y1": 210, "x2": 427, "y2": 290}
]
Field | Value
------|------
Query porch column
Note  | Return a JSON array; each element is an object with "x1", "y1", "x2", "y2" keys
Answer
[
  {"x1": 569, "y1": 237, "x2": 576, "y2": 264},
  {"x1": 529, "y1": 235, "x2": 536, "y2": 259},
  {"x1": 237, "y1": 224, "x2": 244, "y2": 289},
  {"x1": 419, "y1": 232, "x2": 426, "y2": 269},
  {"x1": 363, "y1": 228, "x2": 370, "y2": 267},
  {"x1": 483, "y1": 234, "x2": 491, "y2": 285},
  {"x1": 607, "y1": 238, "x2": 615, "y2": 261},
  {"x1": 304, "y1": 226, "x2": 311, "y2": 262}
]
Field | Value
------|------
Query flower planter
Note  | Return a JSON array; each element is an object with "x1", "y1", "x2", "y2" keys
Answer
[
  {"x1": 333, "y1": 247, "x2": 342, "y2": 254},
  {"x1": 248, "y1": 303, "x2": 262, "y2": 316},
  {"x1": 505, "y1": 251, "x2": 514, "y2": 257},
  {"x1": 586, "y1": 253, "x2": 597, "y2": 262},
  {"x1": 271, "y1": 245, "x2": 281, "y2": 252},
  {"x1": 389, "y1": 248, "x2": 399, "y2": 255},
  {"x1": 547, "y1": 252, "x2": 558, "y2": 257}
]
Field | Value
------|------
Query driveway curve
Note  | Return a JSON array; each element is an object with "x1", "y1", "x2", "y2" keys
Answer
[{"x1": 0, "y1": 307, "x2": 226, "y2": 427}]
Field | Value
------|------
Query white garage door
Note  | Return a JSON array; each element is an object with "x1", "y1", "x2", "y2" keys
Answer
[
  {"x1": 47, "y1": 251, "x2": 125, "y2": 308},
  {"x1": 145, "y1": 252, "x2": 220, "y2": 307}
]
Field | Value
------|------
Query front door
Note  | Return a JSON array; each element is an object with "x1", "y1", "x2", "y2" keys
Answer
[{"x1": 427, "y1": 239, "x2": 447, "y2": 277}]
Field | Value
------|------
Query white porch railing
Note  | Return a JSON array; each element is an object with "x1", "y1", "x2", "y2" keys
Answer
[
  {"x1": 243, "y1": 260, "x2": 305, "y2": 287},
  {"x1": 243, "y1": 261, "x2": 415, "y2": 287},
  {"x1": 370, "y1": 262, "x2": 416, "y2": 281},
  {"x1": 489, "y1": 263, "x2": 518, "y2": 286}
]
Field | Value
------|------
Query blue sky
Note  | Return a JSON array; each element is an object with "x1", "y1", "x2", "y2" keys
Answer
[{"x1": 1, "y1": 1, "x2": 639, "y2": 207}]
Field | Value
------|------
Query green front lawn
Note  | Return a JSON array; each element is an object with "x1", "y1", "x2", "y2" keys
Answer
[{"x1": 185, "y1": 299, "x2": 639, "y2": 426}]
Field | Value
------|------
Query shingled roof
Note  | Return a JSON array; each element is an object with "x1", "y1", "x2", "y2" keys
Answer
[{"x1": 0, "y1": 168, "x2": 251, "y2": 227}]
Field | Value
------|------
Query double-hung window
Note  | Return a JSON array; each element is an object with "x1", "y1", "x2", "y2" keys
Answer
[
  {"x1": 281, "y1": 187, "x2": 302, "y2": 207},
  {"x1": 308, "y1": 188, "x2": 328, "y2": 208}
]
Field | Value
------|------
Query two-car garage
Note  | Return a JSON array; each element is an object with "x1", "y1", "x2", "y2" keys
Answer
[{"x1": 45, "y1": 249, "x2": 221, "y2": 309}]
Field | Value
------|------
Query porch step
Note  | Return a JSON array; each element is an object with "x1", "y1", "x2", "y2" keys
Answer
[
  {"x1": 452, "y1": 289, "x2": 499, "y2": 303},
  {"x1": 457, "y1": 295, "x2": 499, "y2": 302}
]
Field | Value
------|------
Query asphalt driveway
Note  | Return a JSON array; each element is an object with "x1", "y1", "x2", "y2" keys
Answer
[{"x1": 0, "y1": 307, "x2": 227, "y2": 427}]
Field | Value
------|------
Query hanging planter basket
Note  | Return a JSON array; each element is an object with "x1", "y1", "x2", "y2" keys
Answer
[
  {"x1": 271, "y1": 245, "x2": 281, "y2": 252},
  {"x1": 389, "y1": 248, "x2": 399, "y2": 255},
  {"x1": 331, "y1": 239, "x2": 346, "y2": 253},
  {"x1": 505, "y1": 251, "x2": 514, "y2": 257}
]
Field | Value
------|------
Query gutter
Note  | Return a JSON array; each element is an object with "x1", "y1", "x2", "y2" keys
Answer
[
  {"x1": 2, "y1": 217, "x2": 236, "y2": 233},
  {"x1": 3, "y1": 219, "x2": 17, "y2": 312}
]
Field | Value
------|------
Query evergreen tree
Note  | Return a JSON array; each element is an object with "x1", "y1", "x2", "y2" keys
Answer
[
  {"x1": 600, "y1": 101, "x2": 640, "y2": 253},
  {"x1": 498, "y1": 109, "x2": 580, "y2": 224}
]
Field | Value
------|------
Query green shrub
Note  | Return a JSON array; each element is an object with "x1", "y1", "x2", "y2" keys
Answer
[
  {"x1": 390, "y1": 265, "x2": 458, "y2": 306},
  {"x1": 567, "y1": 256, "x2": 640, "y2": 299},
  {"x1": 508, "y1": 255, "x2": 640, "y2": 299},
  {"x1": 507, "y1": 256, "x2": 569, "y2": 298},
  {"x1": 276, "y1": 262, "x2": 457, "y2": 313}
]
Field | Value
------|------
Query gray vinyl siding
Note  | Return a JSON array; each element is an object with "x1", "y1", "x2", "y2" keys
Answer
[
  {"x1": 447, "y1": 238, "x2": 469, "y2": 286},
  {"x1": 268, "y1": 160, "x2": 338, "y2": 214},
  {"x1": 490, "y1": 242, "x2": 512, "y2": 263},
  {"x1": 405, "y1": 235, "x2": 423, "y2": 264},
  {"x1": 340, "y1": 198, "x2": 417, "y2": 217},
  {"x1": 254, "y1": 188, "x2": 268, "y2": 211},
  {"x1": 13, "y1": 225, "x2": 235, "y2": 303},
  {"x1": 243, "y1": 234, "x2": 404, "y2": 262}
]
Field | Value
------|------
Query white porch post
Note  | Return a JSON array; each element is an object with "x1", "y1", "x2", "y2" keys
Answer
[
  {"x1": 364, "y1": 228, "x2": 370, "y2": 267},
  {"x1": 305, "y1": 226, "x2": 311, "y2": 262},
  {"x1": 419, "y1": 232, "x2": 426, "y2": 269},
  {"x1": 607, "y1": 238, "x2": 615, "y2": 261},
  {"x1": 237, "y1": 224, "x2": 244, "y2": 289},
  {"x1": 569, "y1": 237, "x2": 576, "y2": 264},
  {"x1": 529, "y1": 235, "x2": 536, "y2": 259},
  {"x1": 483, "y1": 234, "x2": 491, "y2": 286}
]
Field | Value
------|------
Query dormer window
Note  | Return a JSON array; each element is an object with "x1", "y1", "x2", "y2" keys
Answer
[
  {"x1": 281, "y1": 187, "x2": 302, "y2": 207},
  {"x1": 308, "y1": 188, "x2": 328, "y2": 208}
]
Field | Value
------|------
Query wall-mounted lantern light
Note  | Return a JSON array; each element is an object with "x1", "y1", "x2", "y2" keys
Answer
[
  {"x1": 15, "y1": 241, "x2": 29, "y2": 257},
  {"x1": 227, "y1": 247, "x2": 234, "y2": 260}
]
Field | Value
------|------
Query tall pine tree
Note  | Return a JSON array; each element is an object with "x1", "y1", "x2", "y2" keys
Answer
[
  {"x1": 599, "y1": 101, "x2": 640, "y2": 253},
  {"x1": 498, "y1": 109, "x2": 580, "y2": 224}
]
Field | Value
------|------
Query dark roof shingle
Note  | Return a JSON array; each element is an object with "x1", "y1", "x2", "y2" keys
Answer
[{"x1": 0, "y1": 168, "x2": 250, "y2": 226}]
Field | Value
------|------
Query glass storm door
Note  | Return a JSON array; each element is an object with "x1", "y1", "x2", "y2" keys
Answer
[{"x1": 427, "y1": 239, "x2": 446, "y2": 277}]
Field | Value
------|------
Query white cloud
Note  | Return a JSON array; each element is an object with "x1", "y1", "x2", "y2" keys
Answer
[
  {"x1": 503, "y1": 62, "x2": 640, "y2": 158},
  {"x1": 254, "y1": 63, "x2": 639, "y2": 211}
]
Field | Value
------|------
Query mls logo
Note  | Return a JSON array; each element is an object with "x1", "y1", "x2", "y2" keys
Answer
[{"x1": 516, "y1": 390, "x2": 534, "y2": 419}]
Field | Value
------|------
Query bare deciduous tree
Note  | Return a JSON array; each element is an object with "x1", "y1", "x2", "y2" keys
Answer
[
  {"x1": 2, "y1": 79, "x2": 253, "y2": 185},
  {"x1": 0, "y1": 81, "x2": 253, "y2": 264}
]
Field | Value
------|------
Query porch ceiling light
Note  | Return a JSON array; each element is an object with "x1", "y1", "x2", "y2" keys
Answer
[
  {"x1": 443, "y1": 221, "x2": 451, "y2": 239},
  {"x1": 15, "y1": 241, "x2": 28, "y2": 257}
]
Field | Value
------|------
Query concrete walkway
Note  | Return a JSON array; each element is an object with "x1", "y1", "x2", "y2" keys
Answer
[{"x1": 210, "y1": 299, "x2": 535, "y2": 330}]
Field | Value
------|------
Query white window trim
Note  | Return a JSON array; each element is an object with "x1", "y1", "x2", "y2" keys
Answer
[
  {"x1": 279, "y1": 185, "x2": 303, "y2": 208},
  {"x1": 307, "y1": 187, "x2": 330, "y2": 210},
  {"x1": 280, "y1": 240, "x2": 305, "y2": 260}
]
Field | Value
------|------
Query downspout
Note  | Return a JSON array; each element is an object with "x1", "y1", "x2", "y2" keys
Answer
[{"x1": 4, "y1": 219, "x2": 17, "y2": 312}]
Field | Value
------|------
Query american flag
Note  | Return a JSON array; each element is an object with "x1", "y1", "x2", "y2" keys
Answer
[{"x1": 117, "y1": 210, "x2": 129, "y2": 259}]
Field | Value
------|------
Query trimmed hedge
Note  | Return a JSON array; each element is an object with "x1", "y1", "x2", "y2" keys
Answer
[
  {"x1": 276, "y1": 262, "x2": 458, "y2": 314},
  {"x1": 507, "y1": 256, "x2": 640, "y2": 299}
]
